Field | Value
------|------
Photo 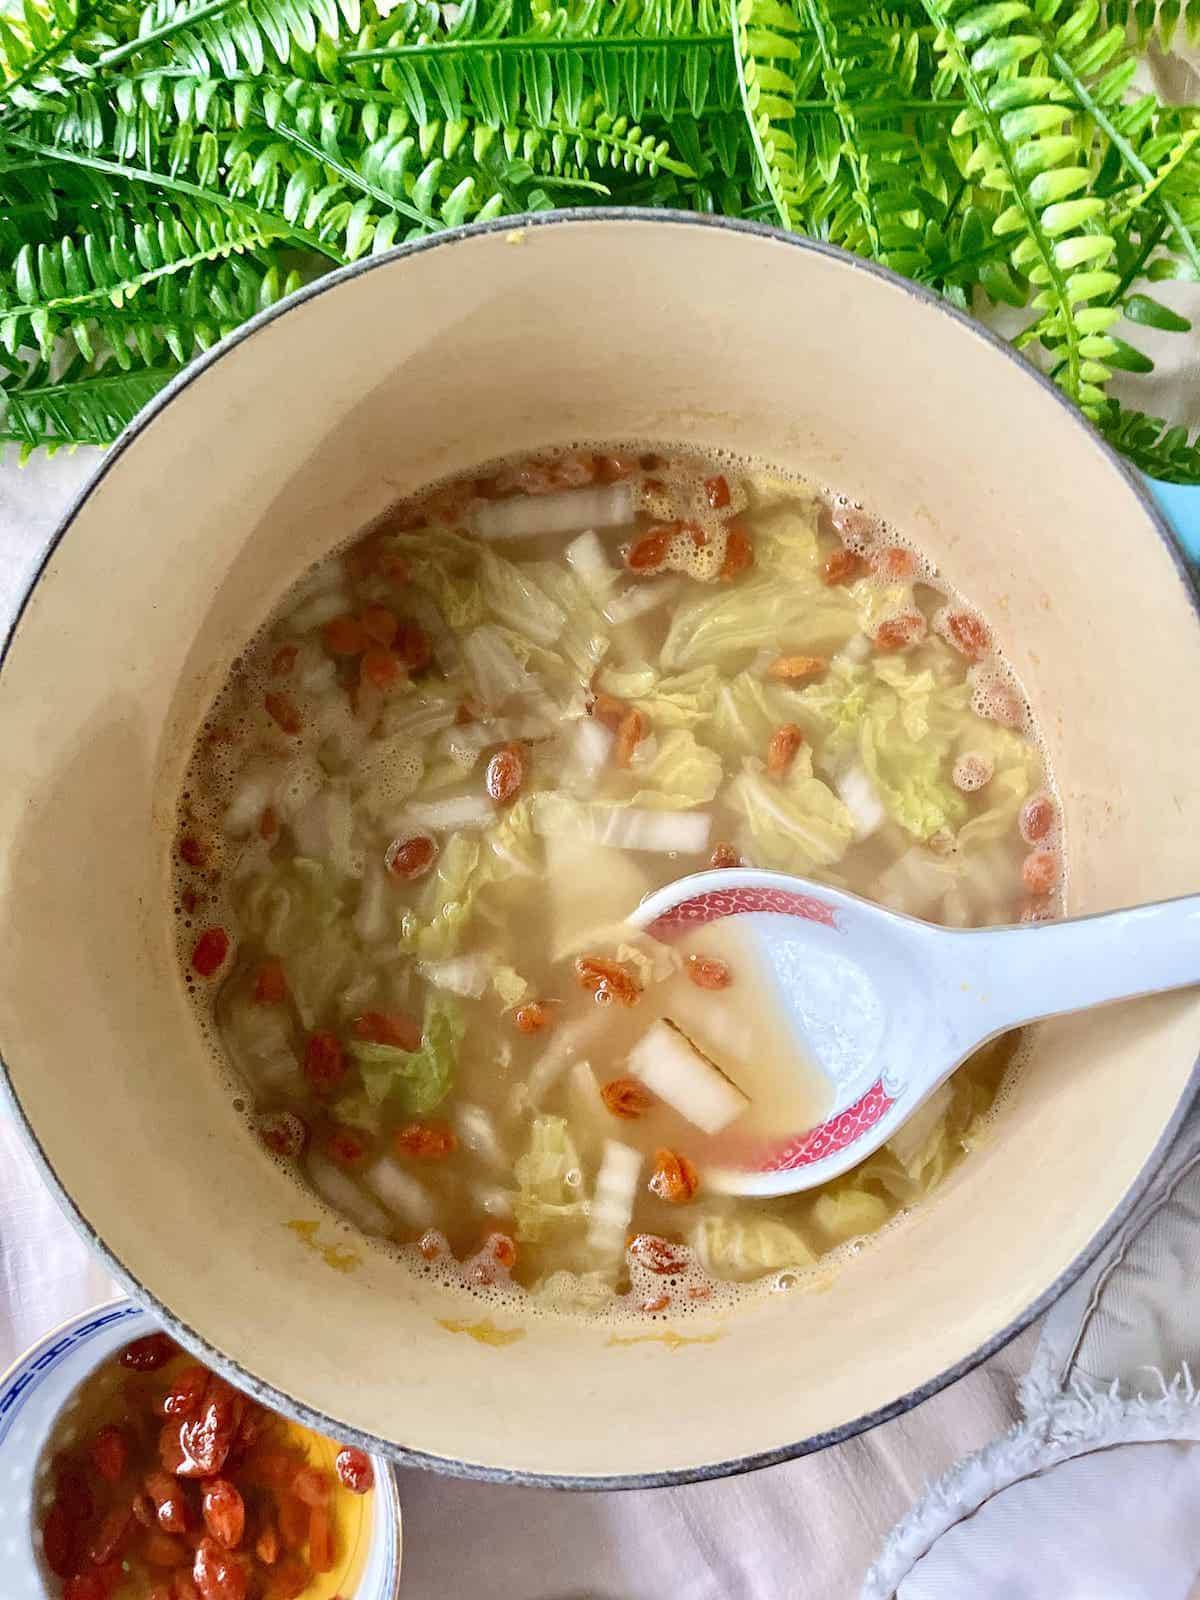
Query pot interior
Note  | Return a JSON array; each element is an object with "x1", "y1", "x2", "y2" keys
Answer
[{"x1": 0, "y1": 216, "x2": 1197, "y2": 1483}]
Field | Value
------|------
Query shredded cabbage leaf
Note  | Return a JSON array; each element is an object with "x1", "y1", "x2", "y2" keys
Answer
[
  {"x1": 330, "y1": 1091, "x2": 384, "y2": 1134},
  {"x1": 808, "y1": 1184, "x2": 892, "y2": 1248},
  {"x1": 795, "y1": 656, "x2": 873, "y2": 767},
  {"x1": 532, "y1": 1268, "x2": 618, "y2": 1314},
  {"x1": 747, "y1": 500, "x2": 821, "y2": 572},
  {"x1": 478, "y1": 548, "x2": 567, "y2": 646},
  {"x1": 512, "y1": 1115, "x2": 587, "y2": 1244},
  {"x1": 595, "y1": 662, "x2": 720, "y2": 730},
  {"x1": 708, "y1": 669, "x2": 805, "y2": 756},
  {"x1": 238, "y1": 858, "x2": 359, "y2": 1028},
  {"x1": 403, "y1": 799, "x2": 540, "y2": 958},
  {"x1": 349, "y1": 993, "x2": 463, "y2": 1112},
  {"x1": 725, "y1": 746, "x2": 855, "y2": 873},
  {"x1": 492, "y1": 965, "x2": 530, "y2": 1009},
  {"x1": 692, "y1": 1215, "x2": 814, "y2": 1280},
  {"x1": 661, "y1": 570, "x2": 859, "y2": 671},
  {"x1": 524, "y1": 561, "x2": 611, "y2": 678},
  {"x1": 617, "y1": 728, "x2": 723, "y2": 810}
]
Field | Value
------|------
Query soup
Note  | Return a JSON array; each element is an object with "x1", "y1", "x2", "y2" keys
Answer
[
  {"x1": 37, "y1": 1331, "x2": 376, "y2": 1600},
  {"x1": 175, "y1": 449, "x2": 1060, "y2": 1319}
]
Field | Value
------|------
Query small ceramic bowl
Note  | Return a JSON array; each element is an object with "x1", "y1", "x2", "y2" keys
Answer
[{"x1": 0, "y1": 1300, "x2": 402, "y2": 1599}]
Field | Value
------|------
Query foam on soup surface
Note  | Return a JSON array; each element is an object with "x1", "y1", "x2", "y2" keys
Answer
[{"x1": 175, "y1": 448, "x2": 1061, "y2": 1320}]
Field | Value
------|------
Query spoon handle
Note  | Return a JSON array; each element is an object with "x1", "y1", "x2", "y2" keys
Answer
[{"x1": 940, "y1": 893, "x2": 1200, "y2": 1037}]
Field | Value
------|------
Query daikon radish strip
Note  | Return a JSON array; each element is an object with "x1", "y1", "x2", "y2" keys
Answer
[
  {"x1": 569, "y1": 717, "x2": 614, "y2": 783},
  {"x1": 418, "y1": 955, "x2": 491, "y2": 999},
  {"x1": 448, "y1": 710, "x2": 556, "y2": 757},
  {"x1": 565, "y1": 529, "x2": 614, "y2": 587},
  {"x1": 587, "y1": 1141, "x2": 642, "y2": 1257},
  {"x1": 362, "y1": 1156, "x2": 436, "y2": 1229},
  {"x1": 453, "y1": 1102, "x2": 508, "y2": 1174},
  {"x1": 532, "y1": 794, "x2": 711, "y2": 855},
  {"x1": 566, "y1": 1059, "x2": 609, "y2": 1140},
  {"x1": 462, "y1": 625, "x2": 534, "y2": 703},
  {"x1": 287, "y1": 589, "x2": 353, "y2": 631},
  {"x1": 405, "y1": 794, "x2": 496, "y2": 830},
  {"x1": 836, "y1": 763, "x2": 886, "y2": 840},
  {"x1": 275, "y1": 754, "x2": 324, "y2": 820},
  {"x1": 378, "y1": 696, "x2": 459, "y2": 744},
  {"x1": 223, "y1": 760, "x2": 279, "y2": 836},
  {"x1": 517, "y1": 1014, "x2": 607, "y2": 1113},
  {"x1": 471, "y1": 1182, "x2": 515, "y2": 1219},
  {"x1": 472, "y1": 483, "x2": 635, "y2": 541},
  {"x1": 354, "y1": 858, "x2": 391, "y2": 943},
  {"x1": 291, "y1": 788, "x2": 357, "y2": 876},
  {"x1": 628, "y1": 1018, "x2": 750, "y2": 1136},
  {"x1": 603, "y1": 579, "x2": 680, "y2": 626},
  {"x1": 404, "y1": 591, "x2": 463, "y2": 679},
  {"x1": 307, "y1": 1152, "x2": 393, "y2": 1236}
]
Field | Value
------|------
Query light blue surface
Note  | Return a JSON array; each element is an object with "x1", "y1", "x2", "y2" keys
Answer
[{"x1": 1147, "y1": 476, "x2": 1200, "y2": 566}]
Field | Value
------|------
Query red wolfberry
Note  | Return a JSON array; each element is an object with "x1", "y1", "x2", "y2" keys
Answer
[{"x1": 302, "y1": 1031, "x2": 346, "y2": 1095}]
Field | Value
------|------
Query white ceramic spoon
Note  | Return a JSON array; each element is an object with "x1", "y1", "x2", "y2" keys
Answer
[{"x1": 628, "y1": 870, "x2": 1200, "y2": 1198}]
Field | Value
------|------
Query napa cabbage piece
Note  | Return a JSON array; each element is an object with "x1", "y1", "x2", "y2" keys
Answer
[
  {"x1": 860, "y1": 705, "x2": 967, "y2": 842},
  {"x1": 532, "y1": 1269, "x2": 618, "y2": 1314},
  {"x1": 349, "y1": 993, "x2": 463, "y2": 1112},
  {"x1": 492, "y1": 965, "x2": 530, "y2": 1009},
  {"x1": 237, "y1": 858, "x2": 358, "y2": 1028},
  {"x1": 401, "y1": 534, "x2": 485, "y2": 632},
  {"x1": 594, "y1": 662, "x2": 720, "y2": 730},
  {"x1": 221, "y1": 993, "x2": 300, "y2": 1096},
  {"x1": 692, "y1": 1215, "x2": 814, "y2": 1280},
  {"x1": 952, "y1": 719, "x2": 1041, "y2": 852},
  {"x1": 796, "y1": 651, "x2": 972, "y2": 842},
  {"x1": 794, "y1": 656, "x2": 873, "y2": 766},
  {"x1": 707, "y1": 669, "x2": 805, "y2": 756},
  {"x1": 617, "y1": 729, "x2": 723, "y2": 810},
  {"x1": 478, "y1": 548, "x2": 566, "y2": 646},
  {"x1": 725, "y1": 746, "x2": 855, "y2": 873},
  {"x1": 848, "y1": 575, "x2": 915, "y2": 635},
  {"x1": 524, "y1": 561, "x2": 612, "y2": 678},
  {"x1": 512, "y1": 1115, "x2": 587, "y2": 1244},
  {"x1": 531, "y1": 793, "x2": 712, "y2": 855},
  {"x1": 859, "y1": 656, "x2": 974, "y2": 841},
  {"x1": 402, "y1": 799, "x2": 540, "y2": 958},
  {"x1": 808, "y1": 1183, "x2": 892, "y2": 1249},
  {"x1": 747, "y1": 500, "x2": 821, "y2": 572},
  {"x1": 330, "y1": 1090, "x2": 383, "y2": 1134},
  {"x1": 660, "y1": 570, "x2": 859, "y2": 671},
  {"x1": 885, "y1": 1082, "x2": 954, "y2": 1188}
]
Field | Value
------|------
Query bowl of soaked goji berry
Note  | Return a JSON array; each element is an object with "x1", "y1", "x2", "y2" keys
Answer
[{"x1": 2, "y1": 1300, "x2": 401, "y2": 1600}]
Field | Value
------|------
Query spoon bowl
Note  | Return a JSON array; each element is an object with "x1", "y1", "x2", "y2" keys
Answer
[{"x1": 631, "y1": 870, "x2": 1200, "y2": 1197}]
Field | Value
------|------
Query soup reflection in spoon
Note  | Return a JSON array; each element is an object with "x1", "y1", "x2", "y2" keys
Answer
[{"x1": 626, "y1": 869, "x2": 1200, "y2": 1198}]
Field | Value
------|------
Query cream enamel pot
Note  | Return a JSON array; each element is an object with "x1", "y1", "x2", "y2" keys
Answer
[{"x1": 0, "y1": 212, "x2": 1197, "y2": 1488}]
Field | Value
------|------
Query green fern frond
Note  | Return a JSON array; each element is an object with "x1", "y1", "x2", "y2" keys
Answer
[
  {"x1": 343, "y1": 0, "x2": 738, "y2": 127},
  {"x1": 922, "y1": 0, "x2": 1125, "y2": 416},
  {"x1": 130, "y1": 0, "x2": 360, "y2": 79},
  {"x1": 521, "y1": 94, "x2": 695, "y2": 177},
  {"x1": 0, "y1": 220, "x2": 304, "y2": 365},
  {"x1": 0, "y1": 352, "x2": 180, "y2": 453},
  {"x1": 733, "y1": 0, "x2": 807, "y2": 229},
  {"x1": 1097, "y1": 0, "x2": 1200, "y2": 49},
  {"x1": 1100, "y1": 400, "x2": 1200, "y2": 484}
]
